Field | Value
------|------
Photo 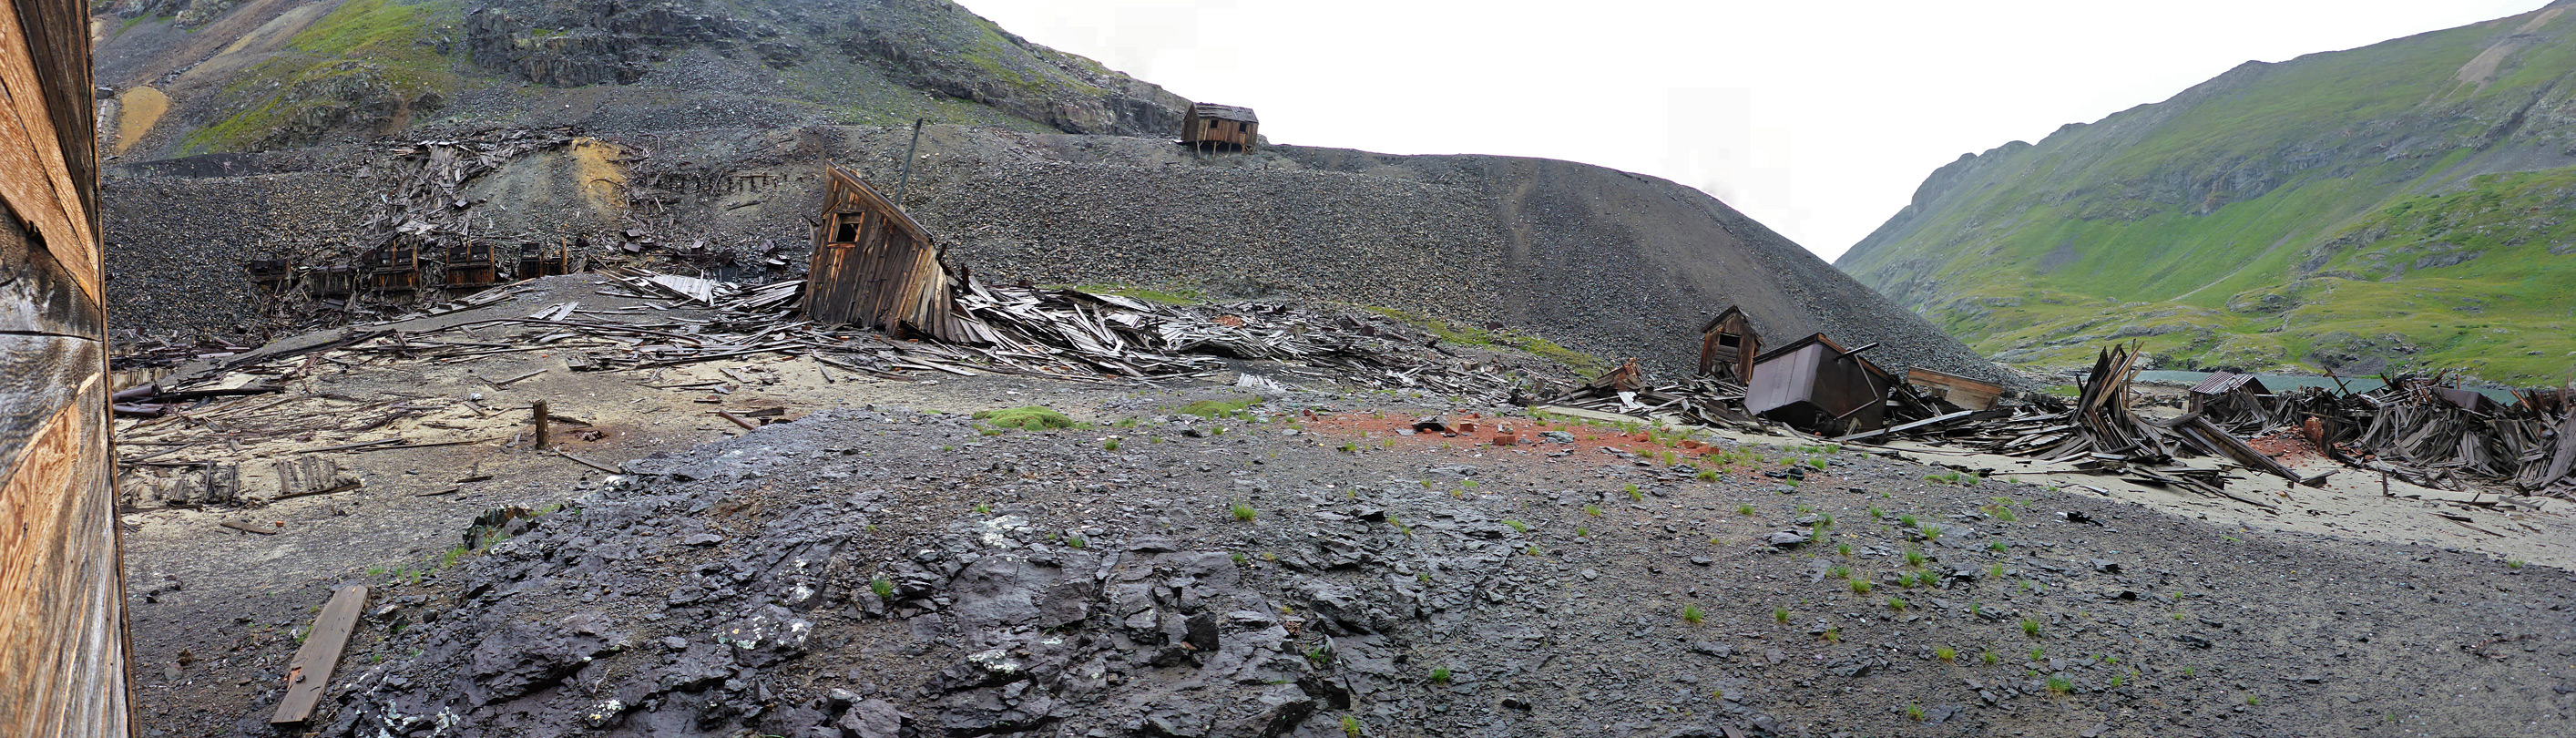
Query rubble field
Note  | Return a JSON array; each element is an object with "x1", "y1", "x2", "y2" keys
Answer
[{"x1": 113, "y1": 281, "x2": 2576, "y2": 738}]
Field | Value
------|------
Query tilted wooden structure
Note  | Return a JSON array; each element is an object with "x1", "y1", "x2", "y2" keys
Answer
[
  {"x1": 1746, "y1": 333, "x2": 1896, "y2": 436},
  {"x1": 1696, "y1": 305, "x2": 1760, "y2": 383},
  {"x1": 802, "y1": 164, "x2": 995, "y2": 343},
  {"x1": 1181, "y1": 103, "x2": 1260, "y2": 151},
  {"x1": 0, "y1": 0, "x2": 134, "y2": 734},
  {"x1": 1907, "y1": 367, "x2": 2003, "y2": 411}
]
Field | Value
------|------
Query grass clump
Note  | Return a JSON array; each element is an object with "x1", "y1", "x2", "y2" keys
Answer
[
  {"x1": 1342, "y1": 715, "x2": 1363, "y2": 737},
  {"x1": 1738, "y1": 504, "x2": 1756, "y2": 516},
  {"x1": 1935, "y1": 645, "x2": 1957, "y2": 662},
  {"x1": 1104, "y1": 438, "x2": 1121, "y2": 451},
  {"x1": 973, "y1": 502, "x2": 993, "y2": 514},
  {"x1": 870, "y1": 577, "x2": 895, "y2": 599},
  {"x1": 1887, "y1": 597, "x2": 1908, "y2": 611},
  {"x1": 2047, "y1": 675, "x2": 2073, "y2": 695},
  {"x1": 2021, "y1": 619, "x2": 2042, "y2": 637},
  {"x1": 972, "y1": 406, "x2": 1075, "y2": 431},
  {"x1": 1428, "y1": 667, "x2": 1452, "y2": 683},
  {"x1": 1905, "y1": 549, "x2": 1927, "y2": 567},
  {"x1": 1906, "y1": 703, "x2": 1926, "y2": 722},
  {"x1": 1231, "y1": 503, "x2": 1257, "y2": 522},
  {"x1": 1981, "y1": 649, "x2": 1998, "y2": 665},
  {"x1": 1898, "y1": 514, "x2": 1917, "y2": 528},
  {"x1": 1585, "y1": 504, "x2": 1603, "y2": 517},
  {"x1": 1624, "y1": 484, "x2": 1643, "y2": 501},
  {"x1": 1850, "y1": 579, "x2": 1873, "y2": 594},
  {"x1": 1682, "y1": 604, "x2": 1705, "y2": 624},
  {"x1": 1179, "y1": 396, "x2": 1263, "y2": 420},
  {"x1": 1504, "y1": 519, "x2": 1527, "y2": 533},
  {"x1": 1774, "y1": 606, "x2": 1791, "y2": 624}
]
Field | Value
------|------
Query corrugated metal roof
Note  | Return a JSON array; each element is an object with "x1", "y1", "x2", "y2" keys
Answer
[{"x1": 2189, "y1": 372, "x2": 2261, "y2": 395}]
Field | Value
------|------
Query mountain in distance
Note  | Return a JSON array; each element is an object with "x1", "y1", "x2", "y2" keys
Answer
[{"x1": 1838, "y1": 1, "x2": 2576, "y2": 384}]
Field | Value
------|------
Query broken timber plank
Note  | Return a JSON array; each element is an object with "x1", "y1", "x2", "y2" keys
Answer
[{"x1": 271, "y1": 585, "x2": 369, "y2": 724}]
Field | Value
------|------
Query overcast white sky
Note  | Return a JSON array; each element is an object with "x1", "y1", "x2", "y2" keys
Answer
[{"x1": 953, "y1": 0, "x2": 2553, "y2": 260}]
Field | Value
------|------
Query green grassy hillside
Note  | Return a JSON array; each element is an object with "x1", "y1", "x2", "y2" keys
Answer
[{"x1": 1838, "y1": 2, "x2": 2576, "y2": 384}]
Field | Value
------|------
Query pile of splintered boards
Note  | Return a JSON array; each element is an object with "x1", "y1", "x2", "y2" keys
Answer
[
  {"x1": 159, "y1": 270, "x2": 1541, "y2": 408},
  {"x1": 1544, "y1": 343, "x2": 2575, "y2": 502}
]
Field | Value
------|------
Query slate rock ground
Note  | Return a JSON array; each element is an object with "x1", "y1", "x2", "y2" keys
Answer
[{"x1": 124, "y1": 373, "x2": 2576, "y2": 738}]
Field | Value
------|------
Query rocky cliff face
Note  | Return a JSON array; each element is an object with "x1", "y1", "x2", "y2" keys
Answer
[
  {"x1": 1839, "y1": 1, "x2": 2576, "y2": 383},
  {"x1": 91, "y1": 0, "x2": 1189, "y2": 159}
]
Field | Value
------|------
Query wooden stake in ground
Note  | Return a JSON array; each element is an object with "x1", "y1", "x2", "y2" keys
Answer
[
  {"x1": 533, "y1": 400, "x2": 550, "y2": 450},
  {"x1": 271, "y1": 584, "x2": 369, "y2": 724}
]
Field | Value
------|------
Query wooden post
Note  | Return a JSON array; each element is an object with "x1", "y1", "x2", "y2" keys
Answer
[
  {"x1": 0, "y1": 0, "x2": 132, "y2": 734},
  {"x1": 532, "y1": 401, "x2": 550, "y2": 450}
]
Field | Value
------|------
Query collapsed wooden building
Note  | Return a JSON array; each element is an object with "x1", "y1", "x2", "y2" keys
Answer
[
  {"x1": 800, "y1": 164, "x2": 996, "y2": 343},
  {"x1": 1745, "y1": 333, "x2": 1899, "y2": 436}
]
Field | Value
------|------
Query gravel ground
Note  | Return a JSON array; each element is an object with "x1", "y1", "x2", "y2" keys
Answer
[{"x1": 122, "y1": 371, "x2": 2576, "y2": 737}]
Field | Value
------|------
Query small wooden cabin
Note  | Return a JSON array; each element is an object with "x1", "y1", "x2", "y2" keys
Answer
[
  {"x1": 1181, "y1": 103, "x2": 1260, "y2": 151},
  {"x1": 802, "y1": 164, "x2": 996, "y2": 343},
  {"x1": 1907, "y1": 367, "x2": 2003, "y2": 411},
  {"x1": 1697, "y1": 306, "x2": 1761, "y2": 383},
  {"x1": 1747, "y1": 333, "x2": 1896, "y2": 436}
]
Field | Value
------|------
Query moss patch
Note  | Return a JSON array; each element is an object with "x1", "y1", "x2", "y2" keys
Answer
[{"x1": 972, "y1": 406, "x2": 1076, "y2": 431}]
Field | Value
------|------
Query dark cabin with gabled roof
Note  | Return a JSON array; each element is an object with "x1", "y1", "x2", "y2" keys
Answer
[
  {"x1": 1697, "y1": 305, "x2": 1761, "y2": 383},
  {"x1": 802, "y1": 163, "x2": 996, "y2": 343},
  {"x1": 1747, "y1": 333, "x2": 1896, "y2": 436},
  {"x1": 1181, "y1": 103, "x2": 1260, "y2": 151}
]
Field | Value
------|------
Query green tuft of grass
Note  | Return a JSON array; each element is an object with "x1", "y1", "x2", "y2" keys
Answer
[
  {"x1": 1231, "y1": 503, "x2": 1257, "y2": 522},
  {"x1": 1935, "y1": 646, "x2": 1957, "y2": 662},
  {"x1": 1104, "y1": 438, "x2": 1121, "y2": 451},
  {"x1": 1907, "y1": 703, "x2": 1926, "y2": 722},
  {"x1": 1504, "y1": 519, "x2": 1527, "y2": 533},
  {"x1": 1682, "y1": 604, "x2": 1705, "y2": 623},
  {"x1": 1774, "y1": 606, "x2": 1791, "y2": 624},
  {"x1": 1851, "y1": 579, "x2": 1873, "y2": 594},
  {"x1": 2047, "y1": 675, "x2": 2073, "y2": 695},
  {"x1": 1585, "y1": 504, "x2": 1603, "y2": 517},
  {"x1": 973, "y1": 502, "x2": 992, "y2": 514},
  {"x1": 1981, "y1": 649, "x2": 1998, "y2": 665},
  {"x1": 2022, "y1": 619, "x2": 2042, "y2": 637},
  {"x1": 1342, "y1": 715, "x2": 1363, "y2": 737},
  {"x1": 871, "y1": 577, "x2": 894, "y2": 599},
  {"x1": 1835, "y1": 542, "x2": 1852, "y2": 557},
  {"x1": 1905, "y1": 549, "x2": 1927, "y2": 567},
  {"x1": 1887, "y1": 597, "x2": 1908, "y2": 611},
  {"x1": 973, "y1": 406, "x2": 1076, "y2": 431},
  {"x1": 1738, "y1": 504, "x2": 1757, "y2": 516},
  {"x1": 1575, "y1": 527, "x2": 1590, "y2": 538},
  {"x1": 1899, "y1": 514, "x2": 1918, "y2": 528},
  {"x1": 1429, "y1": 667, "x2": 1452, "y2": 683}
]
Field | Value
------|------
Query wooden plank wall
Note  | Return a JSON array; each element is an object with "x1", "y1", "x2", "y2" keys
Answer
[
  {"x1": 0, "y1": 0, "x2": 132, "y2": 734},
  {"x1": 801, "y1": 165, "x2": 986, "y2": 343}
]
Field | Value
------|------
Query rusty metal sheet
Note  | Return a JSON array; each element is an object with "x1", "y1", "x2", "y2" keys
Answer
[{"x1": 270, "y1": 585, "x2": 369, "y2": 724}]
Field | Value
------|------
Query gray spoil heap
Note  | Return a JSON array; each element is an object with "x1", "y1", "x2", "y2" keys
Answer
[{"x1": 103, "y1": 126, "x2": 2001, "y2": 384}]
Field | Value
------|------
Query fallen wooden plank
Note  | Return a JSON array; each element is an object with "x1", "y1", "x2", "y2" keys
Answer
[
  {"x1": 271, "y1": 585, "x2": 369, "y2": 724},
  {"x1": 550, "y1": 450, "x2": 621, "y2": 474},
  {"x1": 220, "y1": 520, "x2": 280, "y2": 535}
]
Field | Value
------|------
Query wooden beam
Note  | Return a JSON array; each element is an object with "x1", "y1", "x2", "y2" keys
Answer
[{"x1": 270, "y1": 585, "x2": 369, "y2": 724}]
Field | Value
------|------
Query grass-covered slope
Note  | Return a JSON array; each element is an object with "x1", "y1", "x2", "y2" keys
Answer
[{"x1": 1838, "y1": 1, "x2": 2576, "y2": 384}]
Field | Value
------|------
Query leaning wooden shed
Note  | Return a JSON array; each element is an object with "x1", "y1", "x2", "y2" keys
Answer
[
  {"x1": 802, "y1": 164, "x2": 996, "y2": 343},
  {"x1": 1746, "y1": 333, "x2": 1896, "y2": 436},
  {"x1": 1908, "y1": 367, "x2": 2004, "y2": 411},
  {"x1": 1181, "y1": 103, "x2": 1260, "y2": 151},
  {"x1": 0, "y1": 0, "x2": 134, "y2": 734},
  {"x1": 1696, "y1": 305, "x2": 1761, "y2": 383}
]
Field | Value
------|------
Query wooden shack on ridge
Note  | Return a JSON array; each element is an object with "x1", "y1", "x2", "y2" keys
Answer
[
  {"x1": 1746, "y1": 333, "x2": 1896, "y2": 436},
  {"x1": 1697, "y1": 306, "x2": 1761, "y2": 383},
  {"x1": 1181, "y1": 103, "x2": 1260, "y2": 151},
  {"x1": 801, "y1": 163, "x2": 996, "y2": 343}
]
